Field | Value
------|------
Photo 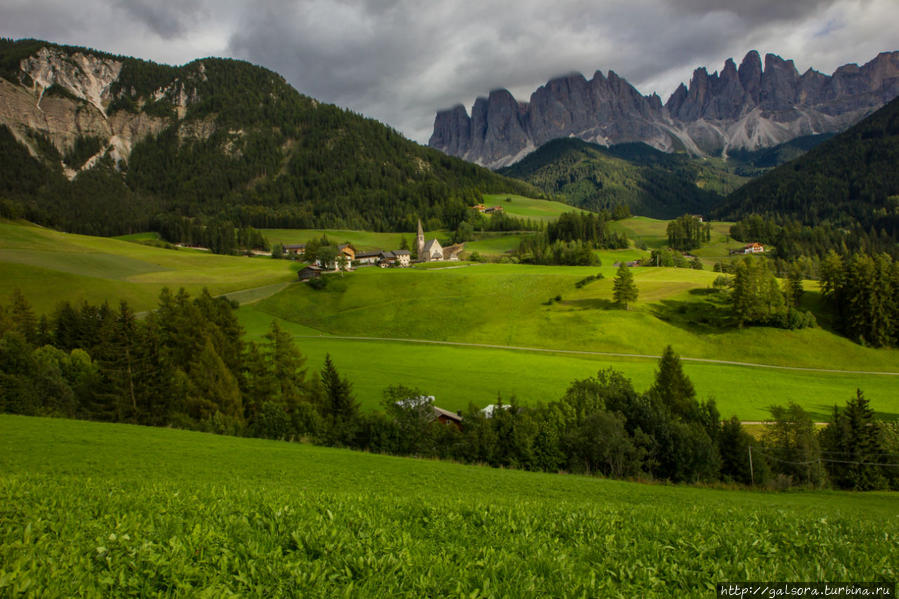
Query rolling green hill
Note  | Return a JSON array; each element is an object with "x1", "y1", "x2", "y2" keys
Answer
[
  {"x1": 716, "y1": 96, "x2": 899, "y2": 234},
  {"x1": 247, "y1": 263, "x2": 899, "y2": 419},
  {"x1": 0, "y1": 39, "x2": 538, "y2": 238},
  {"x1": 497, "y1": 138, "x2": 748, "y2": 217},
  {"x1": 2, "y1": 415, "x2": 896, "y2": 597},
  {"x1": 0, "y1": 220, "x2": 294, "y2": 313}
]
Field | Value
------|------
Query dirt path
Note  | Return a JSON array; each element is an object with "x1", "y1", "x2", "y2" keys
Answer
[{"x1": 294, "y1": 334, "x2": 899, "y2": 376}]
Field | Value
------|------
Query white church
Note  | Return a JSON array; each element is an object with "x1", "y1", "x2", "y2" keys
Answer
[{"x1": 417, "y1": 220, "x2": 464, "y2": 262}]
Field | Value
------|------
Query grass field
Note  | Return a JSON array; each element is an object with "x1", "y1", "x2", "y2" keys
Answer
[
  {"x1": 610, "y1": 216, "x2": 742, "y2": 264},
  {"x1": 246, "y1": 264, "x2": 899, "y2": 420},
  {"x1": 253, "y1": 265, "x2": 899, "y2": 371},
  {"x1": 481, "y1": 193, "x2": 584, "y2": 222},
  {"x1": 238, "y1": 306, "x2": 899, "y2": 421},
  {"x1": 1, "y1": 415, "x2": 896, "y2": 597},
  {"x1": 0, "y1": 221, "x2": 296, "y2": 314}
]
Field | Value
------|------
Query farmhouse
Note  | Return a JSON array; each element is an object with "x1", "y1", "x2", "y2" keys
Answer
[
  {"x1": 484, "y1": 206, "x2": 503, "y2": 214},
  {"x1": 298, "y1": 265, "x2": 322, "y2": 281},
  {"x1": 338, "y1": 244, "x2": 356, "y2": 261},
  {"x1": 285, "y1": 243, "x2": 305, "y2": 256},
  {"x1": 355, "y1": 250, "x2": 381, "y2": 265},
  {"x1": 433, "y1": 406, "x2": 463, "y2": 429},
  {"x1": 743, "y1": 242, "x2": 764, "y2": 254},
  {"x1": 394, "y1": 396, "x2": 463, "y2": 430}
]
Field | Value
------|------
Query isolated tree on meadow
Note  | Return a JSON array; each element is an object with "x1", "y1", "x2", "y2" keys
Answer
[
  {"x1": 650, "y1": 345, "x2": 696, "y2": 419},
  {"x1": 613, "y1": 264, "x2": 638, "y2": 310}
]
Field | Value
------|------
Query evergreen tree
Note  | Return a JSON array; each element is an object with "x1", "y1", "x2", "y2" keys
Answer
[
  {"x1": 650, "y1": 346, "x2": 696, "y2": 419},
  {"x1": 819, "y1": 390, "x2": 890, "y2": 490},
  {"x1": 612, "y1": 264, "x2": 638, "y2": 310},
  {"x1": 10, "y1": 289, "x2": 38, "y2": 345},
  {"x1": 319, "y1": 354, "x2": 358, "y2": 445},
  {"x1": 185, "y1": 338, "x2": 243, "y2": 426},
  {"x1": 763, "y1": 403, "x2": 826, "y2": 487}
]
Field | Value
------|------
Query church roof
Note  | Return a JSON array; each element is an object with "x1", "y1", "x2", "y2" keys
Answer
[{"x1": 423, "y1": 239, "x2": 442, "y2": 251}]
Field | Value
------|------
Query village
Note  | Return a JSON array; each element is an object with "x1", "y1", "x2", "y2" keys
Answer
[{"x1": 295, "y1": 220, "x2": 466, "y2": 281}]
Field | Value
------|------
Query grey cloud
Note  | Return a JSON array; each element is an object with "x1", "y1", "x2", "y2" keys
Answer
[
  {"x1": 114, "y1": 0, "x2": 207, "y2": 39},
  {"x1": 1, "y1": 0, "x2": 896, "y2": 143}
]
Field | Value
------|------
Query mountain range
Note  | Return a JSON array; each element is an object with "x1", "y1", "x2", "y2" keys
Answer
[{"x1": 429, "y1": 51, "x2": 899, "y2": 168}]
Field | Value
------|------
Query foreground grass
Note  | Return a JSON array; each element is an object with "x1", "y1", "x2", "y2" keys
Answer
[
  {"x1": 1, "y1": 416, "x2": 896, "y2": 597},
  {"x1": 0, "y1": 221, "x2": 294, "y2": 313}
]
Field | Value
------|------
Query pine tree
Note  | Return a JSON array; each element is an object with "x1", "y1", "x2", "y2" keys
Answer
[
  {"x1": 10, "y1": 289, "x2": 38, "y2": 345},
  {"x1": 820, "y1": 390, "x2": 889, "y2": 490},
  {"x1": 650, "y1": 345, "x2": 696, "y2": 419},
  {"x1": 612, "y1": 264, "x2": 638, "y2": 310},
  {"x1": 319, "y1": 354, "x2": 358, "y2": 445}
]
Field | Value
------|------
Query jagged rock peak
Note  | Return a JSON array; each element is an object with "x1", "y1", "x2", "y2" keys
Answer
[{"x1": 431, "y1": 49, "x2": 899, "y2": 167}]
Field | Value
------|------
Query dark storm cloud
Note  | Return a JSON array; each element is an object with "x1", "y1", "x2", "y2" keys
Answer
[{"x1": 1, "y1": 0, "x2": 896, "y2": 142}]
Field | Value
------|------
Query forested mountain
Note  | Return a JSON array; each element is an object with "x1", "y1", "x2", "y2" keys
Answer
[
  {"x1": 0, "y1": 39, "x2": 537, "y2": 236},
  {"x1": 497, "y1": 138, "x2": 744, "y2": 217},
  {"x1": 715, "y1": 95, "x2": 899, "y2": 235}
]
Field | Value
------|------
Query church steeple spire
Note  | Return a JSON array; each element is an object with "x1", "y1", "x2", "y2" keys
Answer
[{"x1": 416, "y1": 219, "x2": 424, "y2": 259}]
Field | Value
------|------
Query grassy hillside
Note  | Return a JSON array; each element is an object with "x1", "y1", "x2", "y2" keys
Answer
[
  {"x1": 247, "y1": 264, "x2": 899, "y2": 419},
  {"x1": 480, "y1": 193, "x2": 586, "y2": 222},
  {"x1": 2, "y1": 415, "x2": 896, "y2": 597},
  {"x1": 0, "y1": 220, "x2": 294, "y2": 313},
  {"x1": 238, "y1": 306, "x2": 897, "y2": 421}
]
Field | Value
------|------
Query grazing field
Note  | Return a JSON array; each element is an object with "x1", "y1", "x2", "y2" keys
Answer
[
  {"x1": 253, "y1": 264, "x2": 899, "y2": 372},
  {"x1": 481, "y1": 193, "x2": 585, "y2": 222},
  {"x1": 238, "y1": 306, "x2": 899, "y2": 421},
  {"x1": 1, "y1": 416, "x2": 896, "y2": 597},
  {"x1": 0, "y1": 221, "x2": 295, "y2": 313},
  {"x1": 610, "y1": 216, "x2": 741, "y2": 263}
]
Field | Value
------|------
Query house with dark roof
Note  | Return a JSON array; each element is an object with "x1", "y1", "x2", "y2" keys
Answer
[
  {"x1": 355, "y1": 250, "x2": 382, "y2": 265},
  {"x1": 298, "y1": 265, "x2": 322, "y2": 281}
]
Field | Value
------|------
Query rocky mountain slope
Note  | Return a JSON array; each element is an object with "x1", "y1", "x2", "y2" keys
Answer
[
  {"x1": 0, "y1": 39, "x2": 536, "y2": 236},
  {"x1": 430, "y1": 51, "x2": 899, "y2": 168}
]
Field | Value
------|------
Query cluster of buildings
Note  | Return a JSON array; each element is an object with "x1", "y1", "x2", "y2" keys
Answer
[{"x1": 296, "y1": 220, "x2": 465, "y2": 281}]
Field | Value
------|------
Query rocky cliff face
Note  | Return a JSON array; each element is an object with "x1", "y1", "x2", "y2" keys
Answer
[
  {"x1": 430, "y1": 51, "x2": 899, "y2": 168},
  {"x1": 0, "y1": 46, "x2": 204, "y2": 178}
]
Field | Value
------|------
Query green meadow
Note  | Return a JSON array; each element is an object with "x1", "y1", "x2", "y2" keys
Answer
[
  {"x1": 2, "y1": 415, "x2": 896, "y2": 597},
  {"x1": 239, "y1": 305, "x2": 899, "y2": 421},
  {"x1": 246, "y1": 264, "x2": 899, "y2": 420},
  {"x1": 253, "y1": 264, "x2": 899, "y2": 371},
  {"x1": 0, "y1": 221, "x2": 295, "y2": 313},
  {"x1": 480, "y1": 193, "x2": 585, "y2": 222},
  {"x1": 611, "y1": 215, "x2": 743, "y2": 263}
]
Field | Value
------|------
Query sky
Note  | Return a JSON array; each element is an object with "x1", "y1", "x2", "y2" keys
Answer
[{"x1": 2, "y1": 0, "x2": 897, "y2": 143}]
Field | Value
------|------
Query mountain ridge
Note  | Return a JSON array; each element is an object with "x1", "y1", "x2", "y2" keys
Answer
[
  {"x1": 430, "y1": 50, "x2": 899, "y2": 168},
  {"x1": 0, "y1": 38, "x2": 538, "y2": 236}
]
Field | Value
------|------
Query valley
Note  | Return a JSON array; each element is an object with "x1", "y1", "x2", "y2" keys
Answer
[{"x1": 2, "y1": 217, "x2": 896, "y2": 422}]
